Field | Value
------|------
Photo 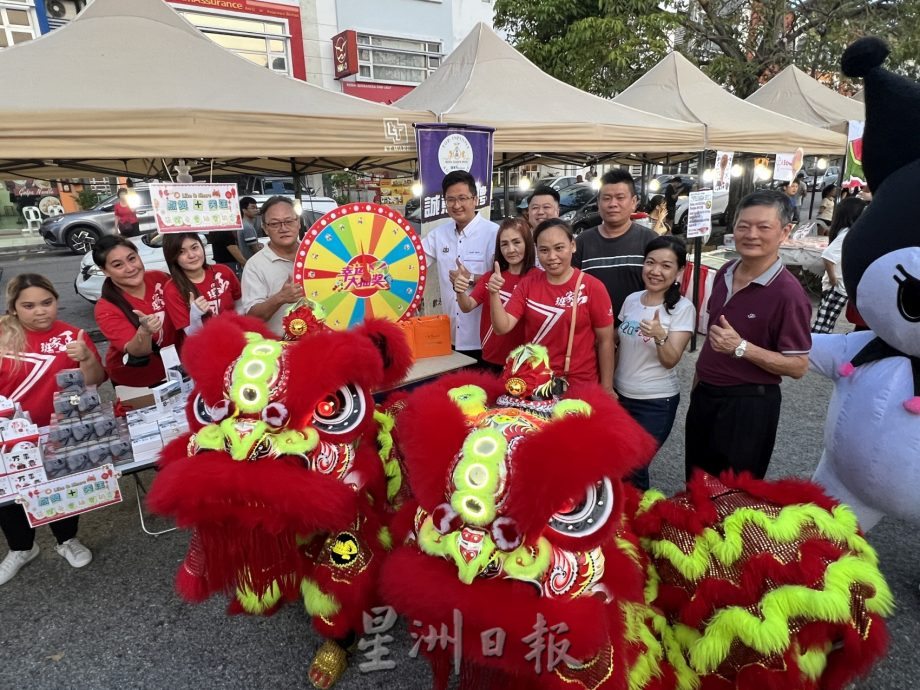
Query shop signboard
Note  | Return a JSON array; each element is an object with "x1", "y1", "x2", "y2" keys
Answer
[
  {"x1": 415, "y1": 124, "x2": 494, "y2": 222},
  {"x1": 20, "y1": 464, "x2": 122, "y2": 528},
  {"x1": 686, "y1": 190, "x2": 713, "y2": 240},
  {"x1": 333, "y1": 30, "x2": 359, "y2": 79},
  {"x1": 150, "y1": 183, "x2": 243, "y2": 234}
]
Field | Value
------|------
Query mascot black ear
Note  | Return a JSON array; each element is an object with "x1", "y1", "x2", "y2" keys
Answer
[
  {"x1": 354, "y1": 319, "x2": 414, "y2": 389},
  {"x1": 840, "y1": 37, "x2": 920, "y2": 303}
]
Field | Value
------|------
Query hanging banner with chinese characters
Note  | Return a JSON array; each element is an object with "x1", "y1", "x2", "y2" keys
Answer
[
  {"x1": 19, "y1": 464, "x2": 122, "y2": 527},
  {"x1": 150, "y1": 183, "x2": 243, "y2": 234},
  {"x1": 415, "y1": 124, "x2": 495, "y2": 222}
]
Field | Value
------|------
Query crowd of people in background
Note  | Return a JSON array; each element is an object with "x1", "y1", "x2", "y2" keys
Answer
[{"x1": 0, "y1": 166, "x2": 869, "y2": 585}]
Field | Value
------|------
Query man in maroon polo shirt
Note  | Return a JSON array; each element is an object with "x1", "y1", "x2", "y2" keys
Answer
[{"x1": 685, "y1": 190, "x2": 812, "y2": 480}]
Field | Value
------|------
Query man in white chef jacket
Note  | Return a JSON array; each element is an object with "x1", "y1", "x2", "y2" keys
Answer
[{"x1": 421, "y1": 170, "x2": 498, "y2": 363}]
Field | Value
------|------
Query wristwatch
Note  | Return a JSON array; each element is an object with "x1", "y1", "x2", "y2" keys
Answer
[
  {"x1": 654, "y1": 333, "x2": 669, "y2": 347},
  {"x1": 733, "y1": 339, "x2": 748, "y2": 359}
]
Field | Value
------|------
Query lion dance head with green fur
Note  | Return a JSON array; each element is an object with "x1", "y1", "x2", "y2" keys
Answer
[
  {"x1": 380, "y1": 343, "x2": 892, "y2": 690},
  {"x1": 148, "y1": 312, "x2": 413, "y2": 641}
]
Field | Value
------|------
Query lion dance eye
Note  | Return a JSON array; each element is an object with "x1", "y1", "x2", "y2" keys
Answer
[
  {"x1": 192, "y1": 395, "x2": 233, "y2": 426},
  {"x1": 312, "y1": 384, "x2": 366, "y2": 435},
  {"x1": 547, "y1": 478, "x2": 615, "y2": 538}
]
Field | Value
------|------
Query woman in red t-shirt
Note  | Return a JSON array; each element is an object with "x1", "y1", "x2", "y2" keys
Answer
[
  {"x1": 162, "y1": 233, "x2": 241, "y2": 352},
  {"x1": 489, "y1": 219, "x2": 615, "y2": 392},
  {"x1": 452, "y1": 217, "x2": 536, "y2": 372},
  {"x1": 113, "y1": 188, "x2": 140, "y2": 237},
  {"x1": 0, "y1": 274, "x2": 106, "y2": 585},
  {"x1": 92, "y1": 236, "x2": 177, "y2": 387}
]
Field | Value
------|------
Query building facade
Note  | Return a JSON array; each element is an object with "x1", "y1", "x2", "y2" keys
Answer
[
  {"x1": 7, "y1": 0, "x2": 494, "y2": 103},
  {"x1": 304, "y1": 0, "x2": 494, "y2": 102}
]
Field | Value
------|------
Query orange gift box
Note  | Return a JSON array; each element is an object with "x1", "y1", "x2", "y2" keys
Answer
[{"x1": 397, "y1": 315, "x2": 452, "y2": 359}]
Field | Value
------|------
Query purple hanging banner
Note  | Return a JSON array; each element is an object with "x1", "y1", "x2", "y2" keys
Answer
[{"x1": 415, "y1": 123, "x2": 495, "y2": 222}]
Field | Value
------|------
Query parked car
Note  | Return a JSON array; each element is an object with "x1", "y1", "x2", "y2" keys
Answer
[
  {"x1": 41, "y1": 185, "x2": 158, "y2": 254},
  {"x1": 518, "y1": 182, "x2": 597, "y2": 217},
  {"x1": 492, "y1": 187, "x2": 530, "y2": 219},
  {"x1": 820, "y1": 166, "x2": 840, "y2": 190},
  {"x1": 535, "y1": 175, "x2": 578, "y2": 191}
]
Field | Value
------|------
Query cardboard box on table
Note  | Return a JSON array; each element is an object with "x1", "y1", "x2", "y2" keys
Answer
[{"x1": 0, "y1": 417, "x2": 47, "y2": 494}]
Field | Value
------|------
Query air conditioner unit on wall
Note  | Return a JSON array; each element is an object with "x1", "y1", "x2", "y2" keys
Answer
[{"x1": 46, "y1": 0, "x2": 67, "y2": 19}]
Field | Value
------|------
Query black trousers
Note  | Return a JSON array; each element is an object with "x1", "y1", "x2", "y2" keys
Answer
[
  {"x1": 684, "y1": 381, "x2": 782, "y2": 481},
  {"x1": 456, "y1": 349, "x2": 484, "y2": 368},
  {"x1": 0, "y1": 503, "x2": 78, "y2": 552}
]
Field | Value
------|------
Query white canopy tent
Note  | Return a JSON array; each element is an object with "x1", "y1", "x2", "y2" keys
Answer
[
  {"x1": 0, "y1": 0, "x2": 433, "y2": 179},
  {"x1": 395, "y1": 23, "x2": 705, "y2": 155},
  {"x1": 745, "y1": 65, "x2": 864, "y2": 133},
  {"x1": 613, "y1": 52, "x2": 847, "y2": 154}
]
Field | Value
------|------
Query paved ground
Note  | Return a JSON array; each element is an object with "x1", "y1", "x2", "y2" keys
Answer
[{"x1": 0, "y1": 248, "x2": 917, "y2": 690}]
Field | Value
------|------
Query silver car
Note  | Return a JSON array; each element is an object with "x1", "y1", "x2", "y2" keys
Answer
[{"x1": 41, "y1": 186, "x2": 157, "y2": 254}]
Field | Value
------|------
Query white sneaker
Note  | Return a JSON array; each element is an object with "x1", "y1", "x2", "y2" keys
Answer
[
  {"x1": 0, "y1": 544, "x2": 40, "y2": 585},
  {"x1": 55, "y1": 538, "x2": 92, "y2": 568}
]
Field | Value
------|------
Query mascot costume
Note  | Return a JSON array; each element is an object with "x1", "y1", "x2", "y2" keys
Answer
[
  {"x1": 809, "y1": 37, "x2": 920, "y2": 531},
  {"x1": 146, "y1": 311, "x2": 413, "y2": 688},
  {"x1": 381, "y1": 344, "x2": 892, "y2": 690}
]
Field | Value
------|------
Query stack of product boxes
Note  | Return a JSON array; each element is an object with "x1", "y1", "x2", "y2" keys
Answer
[
  {"x1": 42, "y1": 369, "x2": 134, "y2": 479},
  {"x1": 124, "y1": 379, "x2": 191, "y2": 466},
  {"x1": 0, "y1": 397, "x2": 45, "y2": 500}
]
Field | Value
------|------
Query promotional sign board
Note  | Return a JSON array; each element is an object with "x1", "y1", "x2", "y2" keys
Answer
[
  {"x1": 844, "y1": 120, "x2": 866, "y2": 188},
  {"x1": 150, "y1": 183, "x2": 242, "y2": 234},
  {"x1": 20, "y1": 464, "x2": 122, "y2": 527},
  {"x1": 686, "y1": 190, "x2": 714, "y2": 239},
  {"x1": 774, "y1": 147, "x2": 805, "y2": 183},
  {"x1": 713, "y1": 151, "x2": 734, "y2": 193},
  {"x1": 415, "y1": 124, "x2": 495, "y2": 222}
]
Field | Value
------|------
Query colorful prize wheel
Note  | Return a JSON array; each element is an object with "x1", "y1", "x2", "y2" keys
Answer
[{"x1": 293, "y1": 204, "x2": 426, "y2": 330}]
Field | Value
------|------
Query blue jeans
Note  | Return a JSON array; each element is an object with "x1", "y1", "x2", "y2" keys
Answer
[{"x1": 616, "y1": 392, "x2": 680, "y2": 491}]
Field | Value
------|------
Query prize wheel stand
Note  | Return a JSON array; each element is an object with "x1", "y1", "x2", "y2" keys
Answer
[{"x1": 293, "y1": 203, "x2": 426, "y2": 329}]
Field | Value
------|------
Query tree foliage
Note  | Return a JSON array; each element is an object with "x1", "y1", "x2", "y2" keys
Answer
[
  {"x1": 494, "y1": 0, "x2": 920, "y2": 97},
  {"x1": 493, "y1": 0, "x2": 676, "y2": 97}
]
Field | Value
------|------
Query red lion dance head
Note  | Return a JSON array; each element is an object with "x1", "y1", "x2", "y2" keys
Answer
[
  {"x1": 148, "y1": 313, "x2": 412, "y2": 648},
  {"x1": 380, "y1": 345, "x2": 893, "y2": 690}
]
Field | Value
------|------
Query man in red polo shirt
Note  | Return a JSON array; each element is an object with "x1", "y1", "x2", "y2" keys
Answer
[{"x1": 685, "y1": 190, "x2": 812, "y2": 480}]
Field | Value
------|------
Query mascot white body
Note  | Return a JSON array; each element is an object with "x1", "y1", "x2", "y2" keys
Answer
[{"x1": 811, "y1": 38, "x2": 920, "y2": 531}]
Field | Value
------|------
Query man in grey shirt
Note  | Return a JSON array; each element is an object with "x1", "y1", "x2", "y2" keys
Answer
[
  {"x1": 237, "y1": 196, "x2": 262, "y2": 262},
  {"x1": 573, "y1": 169, "x2": 657, "y2": 324}
]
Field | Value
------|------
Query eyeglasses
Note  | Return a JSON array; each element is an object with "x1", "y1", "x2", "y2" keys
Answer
[
  {"x1": 445, "y1": 195, "x2": 475, "y2": 205},
  {"x1": 264, "y1": 218, "x2": 300, "y2": 231}
]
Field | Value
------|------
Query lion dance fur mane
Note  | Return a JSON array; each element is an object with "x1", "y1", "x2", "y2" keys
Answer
[{"x1": 148, "y1": 318, "x2": 892, "y2": 690}]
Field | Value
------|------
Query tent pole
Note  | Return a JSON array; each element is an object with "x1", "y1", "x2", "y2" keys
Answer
[
  {"x1": 291, "y1": 158, "x2": 302, "y2": 201},
  {"x1": 689, "y1": 149, "x2": 707, "y2": 352},
  {"x1": 502, "y1": 165, "x2": 511, "y2": 216}
]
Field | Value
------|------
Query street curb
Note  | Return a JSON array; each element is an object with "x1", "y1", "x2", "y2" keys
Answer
[{"x1": 0, "y1": 244, "x2": 59, "y2": 257}]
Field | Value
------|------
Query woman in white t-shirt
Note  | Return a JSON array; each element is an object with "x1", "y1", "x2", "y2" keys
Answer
[
  {"x1": 812, "y1": 198, "x2": 868, "y2": 334},
  {"x1": 615, "y1": 235, "x2": 696, "y2": 490}
]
